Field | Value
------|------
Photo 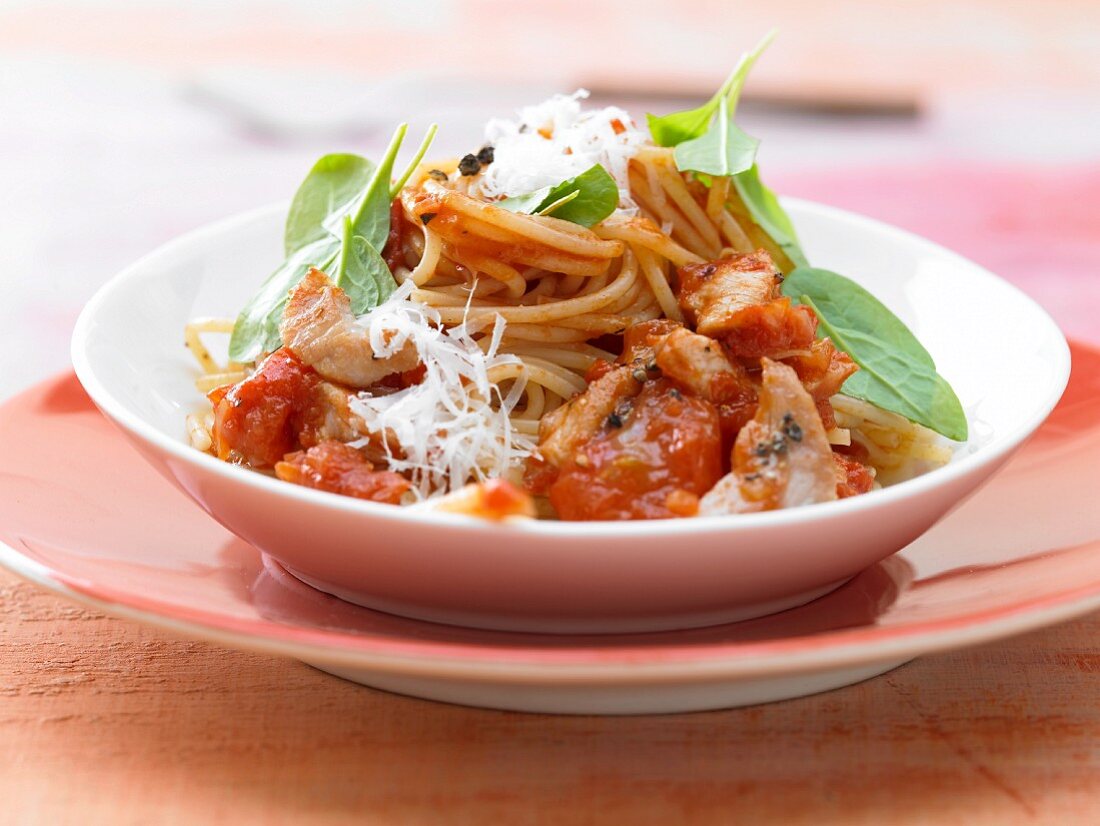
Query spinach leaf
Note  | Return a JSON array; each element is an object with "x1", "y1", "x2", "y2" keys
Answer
[
  {"x1": 283, "y1": 153, "x2": 376, "y2": 257},
  {"x1": 732, "y1": 164, "x2": 808, "y2": 268},
  {"x1": 647, "y1": 29, "x2": 776, "y2": 148},
  {"x1": 330, "y1": 123, "x2": 408, "y2": 252},
  {"x1": 326, "y1": 123, "x2": 439, "y2": 252},
  {"x1": 647, "y1": 32, "x2": 802, "y2": 267},
  {"x1": 335, "y1": 216, "x2": 396, "y2": 314},
  {"x1": 390, "y1": 123, "x2": 438, "y2": 198},
  {"x1": 497, "y1": 164, "x2": 618, "y2": 228},
  {"x1": 673, "y1": 96, "x2": 760, "y2": 177},
  {"x1": 229, "y1": 122, "x2": 437, "y2": 362},
  {"x1": 781, "y1": 267, "x2": 968, "y2": 441},
  {"x1": 228, "y1": 235, "x2": 339, "y2": 362}
]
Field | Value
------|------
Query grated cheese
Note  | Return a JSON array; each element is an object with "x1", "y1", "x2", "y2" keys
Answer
[
  {"x1": 347, "y1": 282, "x2": 535, "y2": 499},
  {"x1": 475, "y1": 90, "x2": 647, "y2": 213}
]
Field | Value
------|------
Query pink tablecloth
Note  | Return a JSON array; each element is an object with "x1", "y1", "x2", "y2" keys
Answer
[{"x1": 775, "y1": 164, "x2": 1100, "y2": 346}]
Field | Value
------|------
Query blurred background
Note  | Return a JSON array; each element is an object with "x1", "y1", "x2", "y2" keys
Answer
[{"x1": 2, "y1": 0, "x2": 1098, "y2": 396}]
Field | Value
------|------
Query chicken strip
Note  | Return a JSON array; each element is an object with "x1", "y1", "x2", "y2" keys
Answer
[
  {"x1": 700, "y1": 358, "x2": 837, "y2": 514},
  {"x1": 281, "y1": 268, "x2": 419, "y2": 389},
  {"x1": 653, "y1": 327, "x2": 758, "y2": 448},
  {"x1": 654, "y1": 327, "x2": 754, "y2": 408},
  {"x1": 535, "y1": 365, "x2": 642, "y2": 470},
  {"x1": 677, "y1": 250, "x2": 781, "y2": 337}
]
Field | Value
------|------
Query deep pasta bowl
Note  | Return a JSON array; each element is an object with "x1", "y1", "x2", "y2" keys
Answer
[{"x1": 71, "y1": 199, "x2": 1070, "y2": 633}]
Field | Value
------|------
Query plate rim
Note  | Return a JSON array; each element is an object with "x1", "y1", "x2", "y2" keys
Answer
[{"x1": 2, "y1": 529, "x2": 1098, "y2": 683}]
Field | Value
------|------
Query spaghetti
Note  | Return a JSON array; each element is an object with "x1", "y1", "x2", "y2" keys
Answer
[{"x1": 184, "y1": 88, "x2": 955, "y2": 521}]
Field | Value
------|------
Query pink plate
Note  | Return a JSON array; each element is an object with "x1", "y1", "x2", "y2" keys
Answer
[{"x1": 2, "y1": 344, "x2": 1100, "y2": 714}]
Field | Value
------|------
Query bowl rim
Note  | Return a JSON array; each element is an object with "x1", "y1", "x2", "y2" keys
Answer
[{"x1": 70, "y1": 197, "x2": 1072, "y2": 538}]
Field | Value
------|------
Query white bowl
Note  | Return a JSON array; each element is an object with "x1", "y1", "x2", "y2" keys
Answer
[{"x1": 71, "y1": 199, "x2": 1070, "y2": 633}]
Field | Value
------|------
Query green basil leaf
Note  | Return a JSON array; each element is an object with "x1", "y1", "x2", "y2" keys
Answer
[
  {"x1": 283, "y1": 153, "x2": 376, "y2": 257},
  {"x1": 228, "y1": 236, "x2": 339, "y2": 363},
  {"x1": 647, "y1": 29, "x2": 776, "y2": 147},
  {"x1": 781, "y1": 267, "x2": 968, "y2": 441},
  {"x1": 335, "y1": 216, "x2": 397, "y2": 314},
  {"x1": 673, "y1": 96, "x2": 760, "y2": 177},
  {"x1": 497, "y1": 164, "x2": 618, "y2": 228},
  {"x1": 732, "y1": 164, "x2": 808, "y2": 268}
]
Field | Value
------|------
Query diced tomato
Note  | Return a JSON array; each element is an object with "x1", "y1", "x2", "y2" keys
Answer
[
  {"x1": 834, "y1": 439, "x2": 872, "y2": 463},
  {"x1": 722, "y1": 297, "x2": 818, "y2": 359},
  {"x1": 786, "y1": 338, "x2": 857, "y2": 403},
  {"x1": 479, "y1": 479, "x2": 534, "y2": 519},
  {"x1": 664, "y1": 489, "x2": 701, "y2": 517},
  {"x1": 784, "y1": 337, "x2": 857, "y2": 432},
  {"x1": 834, "y1": 451, "x2": 875, "y2": 499},
  {"x1": 548, "y1": 380, "x2": 723, "y2": 520},
  {"x1": 275, "y1": 441, "x2": 410, "y2": 504},
  {"x1": 210, "y1": 348, "x2": 320, "y2": 468}
]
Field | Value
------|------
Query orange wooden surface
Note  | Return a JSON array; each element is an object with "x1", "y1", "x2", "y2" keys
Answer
[
  {"x1": 2, "y1": 3, "x2": 1098, "y2": 822},
  {"x1": 1, "y1": 567, "x2": 1097, "y2": 824}
]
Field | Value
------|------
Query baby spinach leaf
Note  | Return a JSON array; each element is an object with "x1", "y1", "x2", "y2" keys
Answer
[
  {"x1": 229, "y1": 123, "x2": 437, "y2": 362},
  {"x1": 283, "y1": 154, "x2": 376, "y2": 257},
  {"x1": 673, "y1": 96, "x2": 760, "y2": 177},
  {"x1": 332, "y1": 123, "x2": 409, "y2": 252},
  {"x1": 228, "y1": 235, "x2": 339, "y2": 362},
  {"x1": 496, "y1": 187, "x2": 553, "y2": 215},
  {"x1": 390, "y1": 123, "x2": 439, "y2": 199},
  {"x1": 335, "y1": 216, "x2": 396, "y2": 314},
  {"x1": 647, "y1": 29, "x2": 776, "y2": 148},
  {"x1": 732, "y1": 164, "x2": 808, "y2": 268},
  {"x1": 647, "y1": 32, "x2": 802, "y2": 268},
  {"x1": 497, "y1": 164, "x2": 618, "y2": 228},
  {"x1": 781, "y1": 267, "x2": 968, "y2": 441},
  {"x1": 331, "y1": 123, "x2": 438, "y2": 253}
]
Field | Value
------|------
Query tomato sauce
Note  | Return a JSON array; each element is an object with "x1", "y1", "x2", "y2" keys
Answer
[
  {"x1": 548, "y1": 380, "x2": 723, "y2": 520},
  {"x1": 275, "y1": 441, "x2": 410, "y2": 504},
  {"x1": 210, "y1": 348, "x2": 320, "y2": 468},
  {"x1": 721, "y1": 297, "x2": 817, "y2": 359},
  {"x1": 833, "y1": 451, "x2": 876, "y2": 498}
]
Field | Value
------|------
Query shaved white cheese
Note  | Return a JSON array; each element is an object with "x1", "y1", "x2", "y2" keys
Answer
[
  {"x1": 347, "y1": 282, "x2": 535, "y2": 499},
  {"x1": 476, "y1": 90, "x2": 647, "y2": 213}
]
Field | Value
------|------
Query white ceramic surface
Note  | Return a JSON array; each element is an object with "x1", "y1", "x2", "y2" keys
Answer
[{"x1": 70, "y1": 199, "x2": 1071, "y2": 633}]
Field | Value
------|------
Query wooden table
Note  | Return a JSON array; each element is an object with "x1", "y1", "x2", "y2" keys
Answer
[
  {"x1": 3, "y1": 5, "x2": 1099, "y2": 820},
  {"x1": 1, "y1": 570, "x2": 1096, "y2": 823}
]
